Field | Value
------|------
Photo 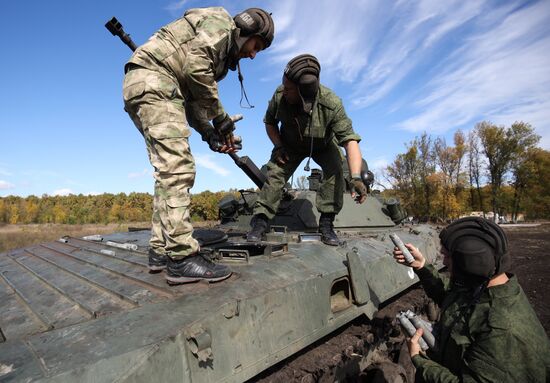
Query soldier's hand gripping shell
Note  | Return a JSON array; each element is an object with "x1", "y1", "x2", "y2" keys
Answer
[
  {"x1": 350, "y1": 177, "x2": 367, "y2": 204},
  {"x1": 207, "y1": 130, "x2": 242, "y2": 153},
  {"x1": 273, "y1": 145, "x2": 290, "y2": 164},
  {"x1": 213, "y1": 113, "x2": 236, "y2": 148}
]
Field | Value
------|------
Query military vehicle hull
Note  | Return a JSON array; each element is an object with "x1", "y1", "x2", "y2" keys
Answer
[{"x1": 0, "y1": 193, "x2": 440, "y2": 382}]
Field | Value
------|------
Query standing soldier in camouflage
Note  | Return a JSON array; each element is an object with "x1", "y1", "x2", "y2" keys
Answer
[
  {"x1": 393, "y1": 217, "x2": 550, "y2": 382},
  {"x1": 123, "y1": 7, "x2": 274, "y2": 284},
  {"x1": 246, "y1": 54, "x2": 368, "y2": 246}
]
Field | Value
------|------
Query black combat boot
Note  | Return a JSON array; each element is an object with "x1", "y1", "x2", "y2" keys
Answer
[
  {"x1": 246, "y1": 214, "x2": 269, "y2": 242},
  {"x1": 318, "y1": 213, "x2": 340, "y2": 246},
  {"x1": 148, "y1": 248, "x2": 168, "y2": 272},
  {"x1": 165, "y1": 253, "x2": 232, "y2": 285}
]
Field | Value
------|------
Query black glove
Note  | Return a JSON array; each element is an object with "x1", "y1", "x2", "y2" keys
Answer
[
  {"x1": 350, "y1": 177, "x2": 368, "y2": 203},
  {"x1": 212, "y1": 113, "x2": 237, "y2": 149},
  {"x1": 213, "y1": 113, "x2": 235, "y2": 136},
  {"x1": 273, "y1": 145, "x2": 289, "y2": 164},
  {"x1": 206, "y1": 130, "x2": 242, "y2": 152}
]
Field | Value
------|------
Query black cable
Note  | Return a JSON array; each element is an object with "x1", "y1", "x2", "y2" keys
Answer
[{"x1": 237, "y1": 62, "x2": 254, "y2": 109}]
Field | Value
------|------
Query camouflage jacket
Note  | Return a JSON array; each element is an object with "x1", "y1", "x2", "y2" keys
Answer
[
  {"x1": 263, "y1": 84, "x2": 361, "y2": 154},
  {"x1": 127, "y1": 7, "x2": 238, "y2": 134},
  {"x1": 412, "y1": 264, "x2": 550, "y2": 383}
]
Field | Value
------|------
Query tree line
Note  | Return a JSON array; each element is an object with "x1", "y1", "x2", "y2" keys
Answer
[
  {"x1": 2, "y1": 120, "x2": 548, "y2": 225},
  {"x1": 0, "y1": 191, "x2": 238, "y2": 225},
  {"x1": 384, "y1": 121, "x2": 550, "y2": 221}
]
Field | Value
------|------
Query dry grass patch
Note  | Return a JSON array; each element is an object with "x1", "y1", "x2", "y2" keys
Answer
[{"x1": 0, "y1": 223, "x2": 149, "y2": 253}]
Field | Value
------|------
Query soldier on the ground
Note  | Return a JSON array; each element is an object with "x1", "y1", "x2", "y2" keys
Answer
[
  {"x1": 393, "y1": 217, "x2": 550, "y2": 382},
  {"x1": 123, "y1": 7, "x2": 274, "y2": 284},
  {"x1": 246, "y1": 54, "x2": 368, "y2": 245}
]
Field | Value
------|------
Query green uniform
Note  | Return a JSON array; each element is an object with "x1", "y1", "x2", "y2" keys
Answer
[
  {"x1": 253, "y1": 84, "x2": 361, "y2": 219},
  {"x1": 122, "y1": 7, "x2": 237, "y2": 257},
  {"x1": 412, "y1": 264, "x2": 550, "y2": 383}
]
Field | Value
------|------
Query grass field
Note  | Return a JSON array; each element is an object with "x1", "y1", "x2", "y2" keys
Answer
[{"x1": 0, "y1": 223, "x2": 149, "y2": 253}]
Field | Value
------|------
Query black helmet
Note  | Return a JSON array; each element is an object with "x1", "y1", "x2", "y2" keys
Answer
[
  {"x1": 234, "y1": 8, "x2": 274, "y2": 48},
  {"x1": 439, "y1": 217, "x2": 511, "y2": 284},
  {"x1": 284, "y1": 54, "x2": 321, "y2": 114}
]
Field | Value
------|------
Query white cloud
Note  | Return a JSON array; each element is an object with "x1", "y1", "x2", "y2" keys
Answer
[
  {"x1": 0, "y1": 180, "x2": 15, "y2": 190},
  {"x1": 371, "y1": 157, "x2": 389, "y2": 172},
  {"x1": 267, "y1": 0, "x2": 549, "y2": 147},
  {"x1": 128, "y1": 169, "x2": 151, "y2": 179},
  {"x1": 52, "y1": 188, "x2": 73, "y2": 196},
  {"x1": 395, "y1": 1, "x2": 550, "y2": 138},
  {"x1": 267, "y1": 0, "x2": 376, "y2": 81},
  {"x1": 195, "y1": 153, "x2": 230, "y2": 176},
  {"x1": 165, "y1": 0, "x2": 189, "y2": 13}
]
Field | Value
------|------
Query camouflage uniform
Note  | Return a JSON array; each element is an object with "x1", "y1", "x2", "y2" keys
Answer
[
  {"x1": 412, "y1": 264, "x2": 550, "y2": 383},
  {"x1": 253, "y1": 84, "x2": 361, "y2": 219},
  {"x1": 123, "y1": 7, "x2": 238, "y2": 258}
]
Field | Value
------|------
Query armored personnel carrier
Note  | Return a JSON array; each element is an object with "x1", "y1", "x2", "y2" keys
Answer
[
  {"x1": 0, "y1": 18, "x2": 442, "y2": 383},
  {"x1": 0, "y1": 148, "x2": 441, "y2": 382}
]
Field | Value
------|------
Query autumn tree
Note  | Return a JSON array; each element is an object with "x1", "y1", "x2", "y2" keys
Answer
[
  {"x1": 476, "y1": 122, "x2": 516, "y2": 220},
  {"x1": 467, "y1": 130, "x2": 485, "y2": 212},
  {"x1": 386, "y1": 144, "x2": 420, "y2": 215},
  {"x1": 520, "y1": 149, "x2": 550, "y2": 219},
  {"x1": 453, "y1": 130, "x2": 467, "y2": 196},
  {"x1": 507, "y1": 122, "x2": 541, "y2": 221},
  {"x1": 417, "y1": 133, "x2": 437, "y2": 217}
]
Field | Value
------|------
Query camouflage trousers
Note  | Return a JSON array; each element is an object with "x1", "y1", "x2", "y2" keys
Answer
[
  {"x1": 123, "y1": 67, "x2": 199, "y2": 258},
  {"x1": 253, "y1": 143, "x2": 345, "y2": 219}
]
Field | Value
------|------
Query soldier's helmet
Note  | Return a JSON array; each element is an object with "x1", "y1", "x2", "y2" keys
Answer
[
  {"x1": 439, "y1": 217, "x2": 511, "y2": 284},
  {"x1": 284, "y1": 54, "x2": 321, "y2": 114},
  {"x1": 234, "y1": 8, "x2": 274, "y2": 48}
]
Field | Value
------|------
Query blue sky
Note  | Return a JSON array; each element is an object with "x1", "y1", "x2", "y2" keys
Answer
[{"x1": 1, "y1": 0, "x2": 549, "y2": 197}]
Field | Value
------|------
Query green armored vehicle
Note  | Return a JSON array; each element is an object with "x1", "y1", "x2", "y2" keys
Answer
[
  {"x1": 0, "y1": 19, "x2": 442, "y2": 383},
  {"x1": 0, "y1": 147, "x2": 441, "y2": 382}
]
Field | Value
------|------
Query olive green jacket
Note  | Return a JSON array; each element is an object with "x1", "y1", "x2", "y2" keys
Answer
[
  {"x1": 412, "y1": 264, "x2": 550, "y2": 383},
  {"x1": 127, "y1": 7, "x2": 238, "y2": 133},
  {"x1": 263, "y1": 84, "x2": 361, "y2": 154}
]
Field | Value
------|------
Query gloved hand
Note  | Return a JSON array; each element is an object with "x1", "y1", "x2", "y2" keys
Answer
[
  {"x1": 273, "y1": 144, "x2": 289, "y2": 165},
  {"x1": 213, "y1": 113, "x2": 236, "y2": 149},
  {"x1": 206, "y1": 130, "x2": 242, "y2": 153},
  {"x1": 350, "y1": 177, "x2": 367, "y2": 203}
]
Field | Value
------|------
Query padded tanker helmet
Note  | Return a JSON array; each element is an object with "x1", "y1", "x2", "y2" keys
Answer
[
  {"x1": 284, "y1": 54, "x2": 321, "y2": 114},
  {"x1": 439, "y1": 217, "x2": 511, "y2": 284},
  {"x1": 234, "y1": 8, "x2": 274, "y2": 49}
]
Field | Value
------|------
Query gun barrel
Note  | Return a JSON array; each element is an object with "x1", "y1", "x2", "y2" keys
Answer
[{"x1": 105, "y1": 17, "x2": 137, "y2": 52}]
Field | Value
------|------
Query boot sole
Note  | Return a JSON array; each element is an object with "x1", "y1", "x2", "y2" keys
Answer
[
  {"x1": 165, "y1": 272, "x2": 232, "y2": 285},
  {"x1": 148, "y1": 264, "x2": 166, "y2": 272}
]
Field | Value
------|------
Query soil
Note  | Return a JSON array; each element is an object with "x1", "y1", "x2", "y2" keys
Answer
[{"x1": 250, "y1": 223, "x2": 550, "y2": 383}]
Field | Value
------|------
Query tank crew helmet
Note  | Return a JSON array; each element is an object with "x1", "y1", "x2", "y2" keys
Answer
[
  {"x1": 284, "y1": 54, "x2": 321, "y2": 114},
  {"x1": 234, "y1": 8, "x2": 275, "y2": 49},
  {"x1": 439, "y1": 217, "x2": 511, "y2": 286}
]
